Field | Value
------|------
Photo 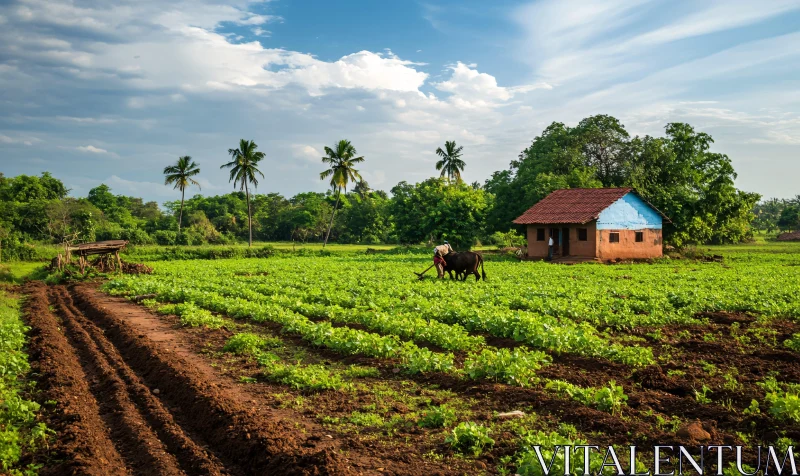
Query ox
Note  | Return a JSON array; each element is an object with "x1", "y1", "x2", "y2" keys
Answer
[{"x1": 443, "y1": 251, "x2": 487, "y2": 281}]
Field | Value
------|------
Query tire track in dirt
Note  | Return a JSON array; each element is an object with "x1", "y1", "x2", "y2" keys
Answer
[
  {"x1": 49, "y1": 286, "x2": 229, "y2": 476},
  {"x1": 23, "y1": 281, "x2": 129, "y2": 476}
]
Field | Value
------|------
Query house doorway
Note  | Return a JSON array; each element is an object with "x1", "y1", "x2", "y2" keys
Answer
[{"x1": 561, "y1": 227, "x2": 570, "y2": 256}]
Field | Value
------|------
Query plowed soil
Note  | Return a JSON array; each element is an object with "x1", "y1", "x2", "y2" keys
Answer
[{"x1": 23, "y1": 282, "x2": 466, "y2": 475}]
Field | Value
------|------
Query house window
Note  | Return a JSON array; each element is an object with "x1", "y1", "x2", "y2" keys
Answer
[
  {"x1": 609, "y1": 232, "x2": 620, "y2": 243},
  {"x1": 635, "y1": 231, "x2": 644, "y2": 243},
  {"x1": 578, "y1": 228, "x2": 588, "y2": 241},
  {"x1": 536, "y1": 228, "x2": 545, "y2": 241}
]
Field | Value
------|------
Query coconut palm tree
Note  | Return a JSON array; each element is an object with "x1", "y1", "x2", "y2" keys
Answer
[
  {"x1": 163, "y1": 156, "x2": 201, "y2": 234},
  {"x1": 320, "y1": 139, "x2": 364, "y2": 248},
  {"x1": 353, "y1": 179, "x2": 371, "y2": 198},
  {"x1": 221, "y1": 139, "x2": 265, "y2": 247},
  {"x1": 435, "y1": 140, "x2": 466, "y2": 182}
]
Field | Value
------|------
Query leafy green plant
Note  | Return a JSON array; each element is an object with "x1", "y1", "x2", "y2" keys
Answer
[
  {"x1": 767, "y1": 392, "x2": 800, "y2": 423},
  {"x1": 545, "y1": 380, "x2": 628, "y2": 415},
  {"x1": 0, "y1": 290, "x2": 53, "y2": 474},
  {"x1": 348, "y1": 411, "x2": 385, "y2": 427},
  {"x1": 445, "y1": 422, "x2": 494, "y2": 456},
  {"x1": 784, "y1": 334, "x2": 800, "y2": 352},
  {"x1": 223, "y1": 333, "x2": 282, "y2": 356},
  {"x1": 342, "y1": 365, "x2": 380, "y2": 379},
  {"x1": 742, "y1": 400, "x2": 760, "y2": 416},
  {"x1": 418, "y1": 405, "x2": 457, "y2": 428},
  {"x1": 722, "y1": 368, "x2": 741, "y2": 392},
  {"x1": 513, "y1": 429, "x2": 601, "y2": 476},
  {"x1": 698, "y1": 360, "x2": 718, "y2": 376},
  {"x1": 694, "y1": 384, "x2": 712, "y2": 404},
  {"x1": 463, "y1": 348, "x2": 551, "y2": 387},
  {"x1": 593, "y1": 381, "x2": 628, "y2": 415},
  {"x1": 256, "y1": 352, "x2": 347, "y2": 391}
]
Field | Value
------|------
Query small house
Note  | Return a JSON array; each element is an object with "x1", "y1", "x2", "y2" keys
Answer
[{"x1": 513, "y1": 188, "x2": 669, "y2": 261}]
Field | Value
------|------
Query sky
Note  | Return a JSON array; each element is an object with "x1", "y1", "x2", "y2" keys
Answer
[{"x1": 0, "y1": 0, "x2": 798, "y2": 204}]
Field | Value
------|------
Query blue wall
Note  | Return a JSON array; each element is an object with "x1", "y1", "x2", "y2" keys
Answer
[{"x1": 597, "y1": 193, "x2": 662, "y2": 230}]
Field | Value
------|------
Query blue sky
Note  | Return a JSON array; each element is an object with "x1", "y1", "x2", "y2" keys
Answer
[{"x1": 1, "y1": 0, "x2": 799, "y2": 204}]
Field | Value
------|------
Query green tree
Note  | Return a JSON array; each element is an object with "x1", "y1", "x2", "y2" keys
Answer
[
  {"x1": 778, "y1": 206, "x2": 800, "y2": 232},
  {"x1": 435, "y1": 140, "x2": 466, "y2": 182},
  {"x1": 574, "y1": 115, "x2": 630, "y2": 186},
  {"x1": 485, "y1": 116, "x2": 759, "y2": 246},
  {"x1": 319, "y1": 139, "x2": 364, "y2": 248},
  {"x1": 389, "y1": 178, "x2": 491, "y2": 248},
  {"x1": 353, "y1": 179, "x2": 371, "y2": 198},
  {"x1": 222, "y1": 140, "x2": 265, "y2": 247},
  {"x1": 163, "y1": 156, "x2": 201, "y2": 234}
]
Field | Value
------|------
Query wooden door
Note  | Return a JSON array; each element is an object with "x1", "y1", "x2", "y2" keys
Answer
[{"x1": 561, "y1": 227, "x2": 570, "y2": 256}]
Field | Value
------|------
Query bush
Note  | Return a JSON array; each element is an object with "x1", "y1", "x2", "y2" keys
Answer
[
  {"x1": 176, "y1": 230, "x2": 205, "y2": 246},
  {"x1": 153, "y1": 230, "x2": 178, "y2": 246},
  {"x1": 488, "y1": 229, "x2": 526, "y2": 248},
  {"x1": 120, "y1": 228, "x2": 154, "y2": 245}
]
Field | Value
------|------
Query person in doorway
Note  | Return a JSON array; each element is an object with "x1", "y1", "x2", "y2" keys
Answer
[
  {"x1": 433, "y1": 241, "x2": 454, "y2": 278},
  {"x1": 548, "y1": 235, "x2": 554, "y2": 260}
]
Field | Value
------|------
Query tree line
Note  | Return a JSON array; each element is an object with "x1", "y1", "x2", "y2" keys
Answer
[{"x1": 1, "y1": 115, "x2": 792, "y2": 260}]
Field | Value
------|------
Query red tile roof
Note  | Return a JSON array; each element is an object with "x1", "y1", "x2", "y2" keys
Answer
[{"x1": 513, "y1": 188, "x2": 633, "y2": 225}]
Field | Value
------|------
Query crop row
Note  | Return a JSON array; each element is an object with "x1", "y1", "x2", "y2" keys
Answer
[
  {"x1": 111, "y1": 270, "x2": 653, "y2": 366},
  {"x1": 104, "y1": 279, "x2": 551, "y2": 386}
]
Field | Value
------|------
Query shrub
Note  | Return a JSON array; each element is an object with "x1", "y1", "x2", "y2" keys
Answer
[
  {"x1": 120, "y1": 228, "x2": 154, "y2": 245},
  {"x1": 445, "y1": 422, "x2": 494, "y2": 456},
  {"x1": 153, "y1": 230, "x2": 178, "y2": 246}
]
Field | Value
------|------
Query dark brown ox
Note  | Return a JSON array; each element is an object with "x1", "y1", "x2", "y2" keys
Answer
[{"x1": 442, "y1": 251, "x2": 486, "y2": 281}]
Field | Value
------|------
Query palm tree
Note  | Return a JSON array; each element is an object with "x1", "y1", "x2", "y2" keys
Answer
[
  {"x1": 221, "y1": 139, "x2": 265, "y2": 247},
  {"x1": 435, "y1": 140, "x2": 466, "y2": 182},
  {"x1": 163, "y1": 156, "x2": 201, "y2": 234},
  {"x1": 353, "y1": 179, "x2": 371, "y2": 198},
  {"x1": 320, "y1": 139, "x2": 364, "y2": 248}
]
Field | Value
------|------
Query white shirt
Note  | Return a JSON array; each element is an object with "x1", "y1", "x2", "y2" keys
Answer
[{"x1": 548, "y1": 237, "x2": 554, "y2": 246}]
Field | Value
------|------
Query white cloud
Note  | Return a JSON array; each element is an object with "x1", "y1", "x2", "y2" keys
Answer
[
  {"x1": 0, "y1": 133, "x2": 40, "y2": 145},
  {"x1": 235, "y1": 13, "x2": 278, "y2": 26},
  {"x1": 433, "y1": 62, "x2": 551, "y2": 109},
  {"x1": 76, "y1": 145, "x2": 110, "y2": 154},
  {"x1": 291, "y1": 145, "x2": 321, "y2": 163},
  {"x1": 513, "y1": 0, "x2": 800, "y2": 85}
]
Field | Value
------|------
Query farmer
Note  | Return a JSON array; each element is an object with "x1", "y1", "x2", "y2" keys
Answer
[
  {"x1": 548, "y1": 235, "x2": 554, "y2": 260},
  {"x1": 433, "y1": 241, "x2": 454, "y2": 278}
]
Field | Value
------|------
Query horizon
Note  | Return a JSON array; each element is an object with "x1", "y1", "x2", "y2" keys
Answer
[{"x1": 1, "y1": 0, "x2": 799, "y2": 203}]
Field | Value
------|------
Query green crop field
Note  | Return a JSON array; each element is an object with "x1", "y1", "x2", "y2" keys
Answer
[{"x1": 98, "y1": 242, "x2": 800, "y2": 474}]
